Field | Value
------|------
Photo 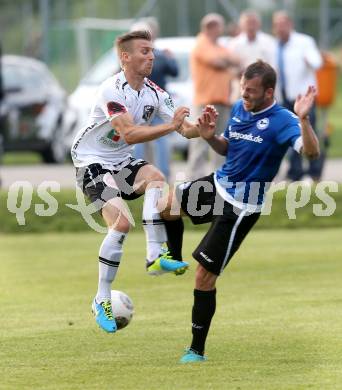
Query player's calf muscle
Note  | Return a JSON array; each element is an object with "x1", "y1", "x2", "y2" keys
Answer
[
  {"x1": 102, "y1": 204, "x2": 130, "y2": 232},
  {"x1": 195, "y1": 265, "x2": 217, "y2": 290},
  {"x1": 158, "y1": 191, "x2": 183, "y2": 220}
]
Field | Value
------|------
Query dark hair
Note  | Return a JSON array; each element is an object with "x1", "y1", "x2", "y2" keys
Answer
[
  {"x1": 116, "y1": 30, "x2": 152, "y2": 53},
  {"x1": 243, "y1": 60, "x2": 277, "y2": 90}
]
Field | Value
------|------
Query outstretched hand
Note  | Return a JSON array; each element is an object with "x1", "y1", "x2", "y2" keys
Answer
[
  {"x1": 197, "y1": 105, "x2": 218, "y2": 140},
  {"x1": 172, "y1": 106, "x2": 190, "y2": 130},
  {"x1": 294, "y1": 86, "x2": 316, "y2": 120}
]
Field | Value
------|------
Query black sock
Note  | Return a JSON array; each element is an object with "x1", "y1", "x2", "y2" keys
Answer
[
  {"x1": 164, "y1": 218, "x2": 184, "y2": 261},
  {"x1": 190, "y1": 289, "x2": 216, "y2": 355}
]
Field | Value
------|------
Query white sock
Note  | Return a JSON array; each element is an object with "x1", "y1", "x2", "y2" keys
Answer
[
  {"x1": 96, "y1": 229, "x2": 126, "y2": 303},
  {"x1": 143, "y1": 187, "x2": 167, "y2": 262}
]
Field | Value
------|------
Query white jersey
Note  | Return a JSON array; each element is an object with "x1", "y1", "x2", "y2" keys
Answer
[
  {"x1": 227, "y1": 31, "x2": 276, "y2": 69},
  {"x1": 71, "y1": 70, "x2": 175, "y2": 168}
]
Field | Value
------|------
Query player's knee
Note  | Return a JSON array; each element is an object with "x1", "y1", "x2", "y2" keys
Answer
[
  {"x1": 159, "y1": 191, "x2": 173, "y2": 219},
  {"x1": 143, "y1": 166, "x2": 165, "y2": 185},
  {"x1": 111, "y1": 217, "x2": 131, "y2": 232},
  {"x1": 102, "y1": 204, "x2": 131, "y2": 233},
  {"x1": 148, "y1": 170, "x2": 165, "y2": 185}
]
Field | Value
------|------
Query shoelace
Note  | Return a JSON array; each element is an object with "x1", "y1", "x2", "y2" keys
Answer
[{"x1": 101, "y1": 301, "x2": 114, "y2": 320}]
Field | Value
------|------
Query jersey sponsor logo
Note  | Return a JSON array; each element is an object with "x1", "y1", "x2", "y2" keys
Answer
[
  {"x1": 98, "y1": 129, "x2": 124, "y2": 147},
  {"x1": 107, "y1": 101, "x2": 127, "y2": 116},
  {"x1": 142, "y1": 105, "x2": 155, "y2": 121},
  {"x1": 256, "y1": 118, "x2": 269, "y2": 130},
  {"x1": 199, "y1": 251, "x2": 214, "y2": 263},
  {"x1": 229, "y1": 130, "x2": 263, "y2": 144},
  {"x1": 106, "y1": 129, "x2": 121, "y2": 142},
  {"x1": 164, "y1": 97, "x2": 174, "y2": 110}
]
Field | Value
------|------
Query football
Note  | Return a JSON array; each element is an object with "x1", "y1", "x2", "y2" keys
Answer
[{"x1": 111, "y1": 290, "x2": 134, "y2": 330}]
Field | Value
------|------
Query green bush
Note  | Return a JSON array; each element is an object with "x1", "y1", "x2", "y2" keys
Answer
[{"x1": 0, "y1": 184, "x2": 341, "y2": 234}]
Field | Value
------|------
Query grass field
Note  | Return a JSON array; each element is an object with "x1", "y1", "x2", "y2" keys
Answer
[{"x1": 1, "y1": 229, "x2": 342, "y2": 390}]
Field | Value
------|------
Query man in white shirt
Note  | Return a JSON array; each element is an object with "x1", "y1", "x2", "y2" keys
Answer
[
  {"x1": 72, "y1": 30, "x2": 208, "y2": 333},
  {"x1": 227, "y1": 10, "x2": 276, "y2": 69},
  {"x1": 273, "y1": 10, "x2": 323, "y2": 181}
]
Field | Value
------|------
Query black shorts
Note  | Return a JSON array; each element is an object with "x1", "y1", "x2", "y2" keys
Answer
[
  {"x1": 76, "y1": 158, "x2": 149, "y2": 209},
  {"x1": 176, "y1": 173, "x2": 260, "y2": 275}
]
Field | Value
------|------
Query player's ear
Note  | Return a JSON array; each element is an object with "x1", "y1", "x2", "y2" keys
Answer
[
  {"x1": 121, "y1": 51, "x2": 130, "y2": 64},
  {"x1": 265, "y1": 87, "x2": 274, "y2": 99}
]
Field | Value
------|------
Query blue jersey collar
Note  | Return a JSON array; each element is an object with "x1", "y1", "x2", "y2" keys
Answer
[{"x1": 250, "y1": 100, "x2": 277, "y2": 116}]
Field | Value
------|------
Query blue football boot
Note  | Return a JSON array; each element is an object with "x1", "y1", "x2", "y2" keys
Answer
[
  {"x1": 91, "y1": 298, "x2": 117, "y2": 333},
  {"x1": 146, "y1": 250, "x2": 189, "y2": 276}
]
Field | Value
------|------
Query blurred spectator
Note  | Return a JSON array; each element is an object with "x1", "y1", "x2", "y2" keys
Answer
[
  {"x1": 0, "y1": 43, "x2": 3, "y2": 103},
  {"x1": 186, "y1": 13, "x2": 240, "y2": 180},
  {"x1": 226, "y1": 22, "x2": 241, "y2": 39},
  {"x1": 131, "y1": 19, "x2": 179, "y2": 180},
  {"x1": 24, "y1": 31, "x2": 42, "y2": 59},
  {"x1": 218, "y1": 21, "x2": 241, "y2": 47},
  {"x1": 273, "y1": 11, "x2": 323, "y2": 182},
  {"x1": 227, "y1": 10, "x2": 276, "y2": 69},
  {"x1": 0, "y1": 42, "x2": 3, "y2": 187}
]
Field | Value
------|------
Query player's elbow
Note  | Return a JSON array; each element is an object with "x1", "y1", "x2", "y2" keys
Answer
[{"x1": 124, "y1": 136, "x2": 135, "y2": 145}]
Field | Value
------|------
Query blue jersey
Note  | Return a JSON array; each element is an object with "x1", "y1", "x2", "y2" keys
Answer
[{"x1": 215, "y1": 100, "x2": 302, "y2": 210}]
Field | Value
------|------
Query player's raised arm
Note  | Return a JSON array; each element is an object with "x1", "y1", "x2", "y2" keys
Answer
[
  {"x1": 198, "y1": 108, "x2": 228, "y2": 156},
  {"x1": 294, "y1": 85, "x2": 320, "y2": 159},
  {"x1": 177, "y1": 105, "x2": 219, "y2": 139},
  {"x1": 111, "y1": 106, "x2": 190, "y2": 144}
]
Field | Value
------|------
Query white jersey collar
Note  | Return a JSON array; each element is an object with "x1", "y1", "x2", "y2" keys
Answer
[{"x1": 119, "y1": 70, "x2": 147, "y2": 94}]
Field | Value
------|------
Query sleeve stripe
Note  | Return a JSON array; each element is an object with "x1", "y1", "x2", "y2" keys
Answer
[
  {"x1": 144, "y1": 83, "x2": 159, "y2": 101},
  {"x1": 293, "y1": 136, "x2": 303, "y2": 153}
]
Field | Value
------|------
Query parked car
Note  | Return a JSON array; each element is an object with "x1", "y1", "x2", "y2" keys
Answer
[
  {"x1": 0, "y1": 55, "x2": 74, "y2": 163},
  {"x1": 65, "y1": 37, "x2": 196, "y2": 157}
]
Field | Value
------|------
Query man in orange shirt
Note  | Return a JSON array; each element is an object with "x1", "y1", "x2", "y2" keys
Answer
[{"x1": 186, "y1": 13, "x2": 240, "y2": 180}]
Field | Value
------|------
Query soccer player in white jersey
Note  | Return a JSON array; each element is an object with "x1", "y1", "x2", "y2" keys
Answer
[
  {"x1": 71, "y1": 30, "x2": 208, "y2": 333},
  {"x1": 160, "y1": 60, "x2": 320, "y2": 362}
]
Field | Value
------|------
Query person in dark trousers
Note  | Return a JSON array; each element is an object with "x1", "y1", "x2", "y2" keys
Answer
[
  {"x1": 0, "y1": 42, "x2": 4, "y2": 187},
  {"x1": 272, "y1": 11, "x2": 323, "y2": 182},
  {"x1": 160, "y1": 60, "x2": 320, "y2": 363}
]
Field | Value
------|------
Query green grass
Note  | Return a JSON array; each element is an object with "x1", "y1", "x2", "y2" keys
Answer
[
  {"x1": 2, "y1": 152, "x2": 42, "y2": 165},
  {"x1": 1, "y1": 230, "x2": 342, "y2": 390}
]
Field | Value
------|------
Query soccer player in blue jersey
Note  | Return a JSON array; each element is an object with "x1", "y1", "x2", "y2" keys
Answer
[{"x1": 160, "y1": 60, "x2": 320, "y2": 362}]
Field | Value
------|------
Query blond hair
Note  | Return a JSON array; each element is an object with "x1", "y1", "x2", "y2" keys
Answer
[{"x1": 116, "y1": 30, "x2": 152, "y2": 55}]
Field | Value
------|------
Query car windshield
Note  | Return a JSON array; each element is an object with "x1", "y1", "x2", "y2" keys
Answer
[
  {"x1": 3, "y1": 64, "x2": 24, "y2": 90},
  {"x1": 81, "y1": 47, "x2": 191, "y2": 86},
  {"x1": 3, "y1": 62, "x2": 53, "y2": 92}
]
